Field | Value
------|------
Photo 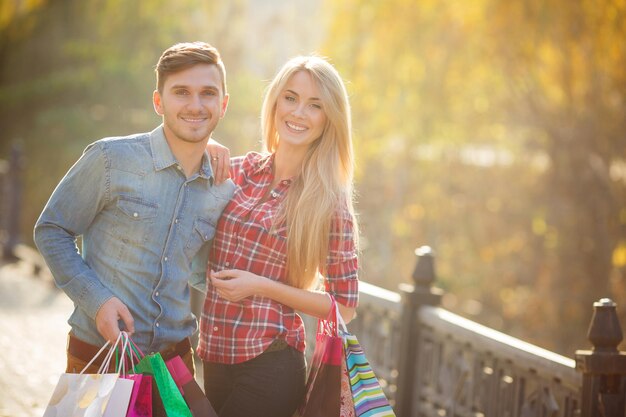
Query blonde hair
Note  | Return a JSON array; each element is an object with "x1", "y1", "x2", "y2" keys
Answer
[{"x1": 261, "y1": 56, "x2": 358, "y2": 289}]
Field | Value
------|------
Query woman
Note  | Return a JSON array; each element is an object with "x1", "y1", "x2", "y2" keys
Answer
[{"x1": 197, "y1": 56, "x2": 359, "y2": 417}]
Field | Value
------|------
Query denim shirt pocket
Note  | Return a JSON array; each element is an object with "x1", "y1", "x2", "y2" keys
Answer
[
  {"x1": 114, "y1": 196, "x2": 159, "y2": 243},
  {"x1": 184, "y1": 217, "x2": 216, "y2": 261}
]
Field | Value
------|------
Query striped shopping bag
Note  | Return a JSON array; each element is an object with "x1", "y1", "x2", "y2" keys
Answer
[
  {"x1": 342, "y1": 333, "x2": 395, "y2": 416},
  {"x1": 336, "y1": 307, "x2": 395, "y2": 417}
]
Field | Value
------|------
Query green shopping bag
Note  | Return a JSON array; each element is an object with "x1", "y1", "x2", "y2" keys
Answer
[{"x1": 135, "y1": 352, "x2": 193, "y2": 417}]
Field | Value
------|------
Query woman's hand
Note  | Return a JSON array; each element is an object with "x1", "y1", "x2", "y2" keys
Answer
[
  {"x1": 206, "y1": 138, "x2": 231, "y2": 184},
  {"x1": 210, "y1": 269, "x2": 267, "y2": 302},
  {"x1": 209, "y1": 269, "x2": 356, "y2": 323}
]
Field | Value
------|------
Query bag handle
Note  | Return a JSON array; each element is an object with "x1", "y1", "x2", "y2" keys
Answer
[
  {"x1": 78, "y1": 339, "x2": 112, "y2": 375},
  {"x1": 334, "y1": 299, "x2": 349, "y2": 334},
  {"x1": 326, "y1": 293, "x2": 348, "y2": 334},
  {"x1": 98, "y1": 331, "x2": 132, "y2": 375},
  {"x1": 78, "y1": 331, "x2": 125, "y2": 375},
  {"x1": 317, "y1": 293, "x2": 338, "y2": 336},
  {"x1": 318, "y1": 293, "x2": 349, "y2": 335},
  {"x1": 111, "y1": 331, "x2": 147, "y2": 375},
  {"x1": 115, "y1": 332, "x2": 133, "y2": 375}
]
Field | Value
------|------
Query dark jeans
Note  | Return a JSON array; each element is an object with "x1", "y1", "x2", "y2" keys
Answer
[{"x1": 203, "y1": 346, "x2": 307, "y2": 417}]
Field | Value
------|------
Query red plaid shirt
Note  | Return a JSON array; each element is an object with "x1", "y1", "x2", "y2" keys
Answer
[{"x1": 197, "y1": 152, "x2": 359, "y2": 364}]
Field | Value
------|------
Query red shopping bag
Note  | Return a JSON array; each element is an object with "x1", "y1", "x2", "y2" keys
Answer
[
  {"x1": 120, "y1": 334, "x2": 152, "y2": 417},
  {"x1": 123, "y1": 374, "x2": 153, "y2": 417},
  {"x1": 294, "y1": 297, "x2": 344, "y2": 417}
]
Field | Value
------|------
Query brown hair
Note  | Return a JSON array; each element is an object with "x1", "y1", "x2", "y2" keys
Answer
[{"x1": 155, "y1": 42, "x2": 226, "y2": 94}]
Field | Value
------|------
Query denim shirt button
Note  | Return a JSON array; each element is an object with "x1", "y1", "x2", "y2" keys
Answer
[
  {"x1": 133, "y1": 212, "x2": 138, "y2": 217},
  {"x1": 155, "y1": 322, "x2": 160, "y2": 327},
  {"x1": 155, "y1": 291, "x2": 159, "y2": 297}
]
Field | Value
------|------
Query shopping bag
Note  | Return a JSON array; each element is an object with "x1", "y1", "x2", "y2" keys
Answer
[
  {"x1": 102, "y1": 332, "x2": 135, "y2": 417},
  {"x1": 44, "y1": 332, "x2": 135, "y2": 417},
  {"x1": 340, "y1": 354, "x2": 357, "y2": 417},
  {"x1": 166, "y1": 355, "x2": 218, "y2": 417},
  {"x1": 294, "y1": 297, "x2": 344, "y2": 417},
  {"x1": 43, "y1": 372, "x2": 119, "y2": 417},
  {"x1": 124, "y1": 374, "x2": 153, "y2": 417},
  {"x1": 120, "y1": 339, "x2": 152, "y2": 417},
  {"x1": 337, "y1": 308, "x2": 396, "y2": 417},
  {"x1": 135, "y1": 352, "x2": 193, "y2": 417}
]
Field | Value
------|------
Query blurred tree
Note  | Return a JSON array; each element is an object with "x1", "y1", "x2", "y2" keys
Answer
[
  {"x1": 323, "y1": 0, "x2": 626, "y2": 354},
  {"x1": 2, "y1": 0, "x2": 625, "y2": 356},
  {"x1": 487, "y1": 0, "x2": 626, "y2": 352},
  {"x1": 0, "y1": 0, "x2": 260, "y2": 246}
]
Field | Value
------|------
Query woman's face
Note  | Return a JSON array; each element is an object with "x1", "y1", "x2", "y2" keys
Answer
[{"x1": 274, "y1": 70, "x2": 327, "y2": 152}]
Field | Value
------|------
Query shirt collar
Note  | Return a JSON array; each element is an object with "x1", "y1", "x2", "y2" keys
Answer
[
  {"x1": 149, "y1": 125, "x2": 214, "y2": 184},
  {"x1": 198, "y1": 151, "x2": 215, "y2": 182},
  {"x1": 251, "y1": 153, "x2": 275, "y2": 176},
  {"x1": 150, "y1": 125, "x2": 178, "y2": 171}
]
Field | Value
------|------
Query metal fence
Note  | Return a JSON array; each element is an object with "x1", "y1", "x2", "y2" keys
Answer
[{"x1": 303, "y1": 247, "x2": 626, "y2": 417}]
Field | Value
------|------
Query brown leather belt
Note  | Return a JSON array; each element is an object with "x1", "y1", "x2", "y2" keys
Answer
[{"x1": 67, "y1": 333, "x2": 192, "y2": 366}]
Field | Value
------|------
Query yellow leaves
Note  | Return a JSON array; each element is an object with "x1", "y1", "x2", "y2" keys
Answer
[
  {"x1": 614, "y1": 243, "x2": 626, "y2": 267},
  {"x1": 0, "y1": 1, "x2": 16, "y2": 30},
  {"x1": 404, "y1": 204, "x2": 425, "y2": 221},
  {"x1": 0, "y1": 0, "x2": 46, "y2": 31}
]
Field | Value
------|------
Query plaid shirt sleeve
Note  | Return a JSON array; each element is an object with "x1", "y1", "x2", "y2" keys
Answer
[
  {"x1": 228, "y1": 155, "x2": 245, "y2": 182},
  {"x1": 324, "y1": 205, "x2": 359, "y2": 308}
]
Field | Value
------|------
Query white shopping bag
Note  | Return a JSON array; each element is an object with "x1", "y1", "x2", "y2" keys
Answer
[{"x1": 43, "y1": 332, "x2": 135, "y2": 417}]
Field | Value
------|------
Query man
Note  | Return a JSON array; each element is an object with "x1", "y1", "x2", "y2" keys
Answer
[{"x1": 34, "y1": 42, "x2": 234, "y2": 381}]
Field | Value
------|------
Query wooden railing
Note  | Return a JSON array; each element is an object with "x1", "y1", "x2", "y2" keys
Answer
[{"x1": 303, "y1": 247, "x2": 626, "y2": 417}]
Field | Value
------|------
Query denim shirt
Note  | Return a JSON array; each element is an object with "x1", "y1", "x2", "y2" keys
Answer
[{"x1": 34, "y1": 125, "x2": 235, "y2": 352}]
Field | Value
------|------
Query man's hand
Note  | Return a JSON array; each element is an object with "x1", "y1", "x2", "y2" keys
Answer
[
  {"x1": 95, "y1": 297, "x2": 135, "y2": 344},
  {"x1": 206, "y1": 138, "x2": 231, "y2": 184}
]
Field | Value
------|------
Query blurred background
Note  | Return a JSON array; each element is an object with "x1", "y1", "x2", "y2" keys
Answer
[{"x1": 1, "y1": 0, "x2": 625, "y2": 358}]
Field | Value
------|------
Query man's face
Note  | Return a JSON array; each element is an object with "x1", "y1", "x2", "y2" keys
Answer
[{"x1": 153, "y1": 64, "x2": 228, "y2": 145}]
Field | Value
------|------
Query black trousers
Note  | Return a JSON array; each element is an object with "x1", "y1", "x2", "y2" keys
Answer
[{"x1": 203, "y1": 346, "x2": 307, "y2": 417}]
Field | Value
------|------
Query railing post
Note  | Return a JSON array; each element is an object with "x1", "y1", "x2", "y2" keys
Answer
[
  {"x1": 2, "y1": 141, "x2": 23, "y2": 260},
  {"x1": 395, "y1": 246, "x2": 443, "y2": 417},
  {"x1": 575, "y1": 298, "x2": 626, "y2": 417}
]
